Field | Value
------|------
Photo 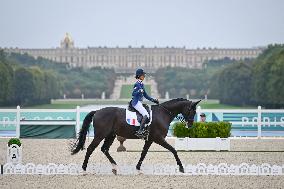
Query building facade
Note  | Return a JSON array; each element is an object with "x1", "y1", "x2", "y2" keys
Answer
[{"x1": 4, "y1": 33, "x2": 264, "y2": 73}]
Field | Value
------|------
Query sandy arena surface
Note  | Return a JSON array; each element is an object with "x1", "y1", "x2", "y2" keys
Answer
[{"x1": 0, "y1": 138, "x2": 284, "y2": 189}]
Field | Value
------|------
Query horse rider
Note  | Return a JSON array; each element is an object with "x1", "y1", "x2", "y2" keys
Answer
[{"x1": 132, "y1": 68, "x2": 159, "y2": 138}]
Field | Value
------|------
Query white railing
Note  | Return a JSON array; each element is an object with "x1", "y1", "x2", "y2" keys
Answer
[
  {"x1": 0, "y1": 105, "x2": 284, "y2": 138},
  {"x1": 0, "y1": 105, "x2": 126, "y2": 138}
]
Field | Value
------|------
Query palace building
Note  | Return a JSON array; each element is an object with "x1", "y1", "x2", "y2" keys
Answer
[{"x1": 4, "y1": 33, "x2": 264, "y2": 73}]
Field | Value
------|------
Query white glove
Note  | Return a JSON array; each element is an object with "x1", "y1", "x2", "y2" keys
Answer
[{"x1": 139, "y1": 89, "x2": 144, "y2": 93}]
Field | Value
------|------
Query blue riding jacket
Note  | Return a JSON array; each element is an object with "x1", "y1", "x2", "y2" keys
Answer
[{"x1": 131, "y1": 80, "x2": 154, "y2": 106}]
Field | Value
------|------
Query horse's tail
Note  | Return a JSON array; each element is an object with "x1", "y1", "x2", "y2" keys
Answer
[{"x1": 71, "y1": 111, "x2": 96, "y2": 155}]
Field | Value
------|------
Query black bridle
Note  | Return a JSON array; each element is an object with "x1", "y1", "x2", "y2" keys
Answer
[{"x1": 158, "y1": 104, "x2": 194, "y2": 124}]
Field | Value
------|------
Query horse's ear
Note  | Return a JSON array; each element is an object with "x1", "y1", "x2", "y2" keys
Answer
[{"x1": 192, "y1": 100, "x2": 201, "y2": 107}]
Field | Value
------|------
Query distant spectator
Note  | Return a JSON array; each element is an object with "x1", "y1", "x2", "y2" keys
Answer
[{"x1": 200, "y1": 113, "x2": 206, "y2": 122}]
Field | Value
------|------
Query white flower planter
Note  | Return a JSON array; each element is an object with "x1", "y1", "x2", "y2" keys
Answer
[
  {"x1": 7, "y1": 144, "x2": 22, "y2": 164},
  {"x1": 175, "y1": 137, "x2": 230, "y2": 151},
  {"x1": 175, "y1": 138, "x2": 188, "y2": 151}
]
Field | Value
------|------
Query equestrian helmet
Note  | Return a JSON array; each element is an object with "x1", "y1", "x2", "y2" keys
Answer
[{"x1": 135, "y1": 68, "x2": 146, "y2": 78}]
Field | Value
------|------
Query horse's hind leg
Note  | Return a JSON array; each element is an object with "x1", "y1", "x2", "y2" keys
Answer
[
  {"x1": 154, "y1": 138, "x2": 184, "y2": 173},
  {"x1": 82, "y1": 136, "x2": 104, "y2": 171},
  {"x1": 101, "y1": 133, "x2": 118, "y2": 174}
]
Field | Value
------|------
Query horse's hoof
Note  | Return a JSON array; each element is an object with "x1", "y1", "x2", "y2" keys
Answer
[
  {"x1": 179, "y1": 167, "x2": 185, "y2": 173},
  {"x1": 82, "y1": 171, "x2": 88, "y2": 176},
  {"x1": 136, "y1": 165, "x2": 141, "y2": 170},
  {"x1": 82, "y1": 165, "x2": 87, "y2": 171},
  {"x1": 112, "y1": 169, "x2": 117, "y2": 175},
  {"x1": 112, "y1": 163, "x2": 118, "y2": 175},
  {"x1": 117, "y1": 146, "x2": 126, "y2": 152}
]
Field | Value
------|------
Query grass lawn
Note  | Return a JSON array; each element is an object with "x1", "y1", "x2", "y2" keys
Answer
[
  {"x1": 120, "y1": 84, "x2": 151, "y2": 99},
  {"x1": 198, "y1": 100, "x2": 255, "y2": 109},
  {"x1": 25, "y1": 99, "x2": 131, "y2": 109}
]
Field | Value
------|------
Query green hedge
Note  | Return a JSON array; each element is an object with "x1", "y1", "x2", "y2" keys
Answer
[{"x1": 173, "y1": 122, "x2": 231, "y2": 138}]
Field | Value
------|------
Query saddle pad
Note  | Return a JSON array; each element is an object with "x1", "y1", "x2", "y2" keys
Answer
[{"x1": 125, "y1": 109, "x2": 152, "y2": 127}]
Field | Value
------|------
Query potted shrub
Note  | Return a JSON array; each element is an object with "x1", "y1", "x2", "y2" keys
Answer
[
  {"x1": 8, "y1": 138, "x2": 22, "y2": 147},
  {"x1": 173, "y1": 122, "x2": 231, "y2": 151}
]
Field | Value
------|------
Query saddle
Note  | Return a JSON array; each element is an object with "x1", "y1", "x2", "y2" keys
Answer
[{"x1": 128, "y1": 100, "x2": 151, "y2": 124}]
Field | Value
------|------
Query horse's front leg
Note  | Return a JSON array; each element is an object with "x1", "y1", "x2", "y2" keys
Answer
[
  {"x1": 136, "y1": 140, "x2": 153, "y2": 172},
  {"x1": 154, "y1": 138, "x2": 184, "y2": 173}
]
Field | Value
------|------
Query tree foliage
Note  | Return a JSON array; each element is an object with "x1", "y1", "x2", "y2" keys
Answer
[
  {"x1": 210, "y1": 61, "x2": 253, "y2": 105},
  {"x1": 211, "y1": 44, "x2": 284, "y2": 108},
  {"x1": 156, "y1": 45, "x2": 284, "y2": 108},
  {"x1": 155, "y1": 67, "x2": 211, "y2": 98},
  {"x1": 0, "y1": 54, "x2": 14, "y2": 105},
  {"x1": 251, "y1": 44, "x2": 284, "y2": 108},
  {"x1": 0, "y1": 50, "x2": 115, "y2": 106}
]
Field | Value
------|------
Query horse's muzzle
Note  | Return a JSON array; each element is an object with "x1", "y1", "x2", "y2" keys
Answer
[{"x1": 186, "y1": 121, "x2": 193, "y2": 128}]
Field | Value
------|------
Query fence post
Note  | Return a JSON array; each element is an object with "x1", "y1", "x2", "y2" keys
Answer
[
  {"x1": 197, "y1": 106, "x2": 201, "y2": 122},
  {"x1": 257, "y1": 106, "x2": 262, "y2": 139},
  {"x1": 16, "y1": 105, "x2": 20, "y2": 138},
  {"x1": 76, "y1": 106, "x2": 80, "y2": 137}
]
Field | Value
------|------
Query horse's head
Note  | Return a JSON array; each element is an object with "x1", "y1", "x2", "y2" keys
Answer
[{"x1": 181, "y1": 100, "x2": 201, "y2": 128}]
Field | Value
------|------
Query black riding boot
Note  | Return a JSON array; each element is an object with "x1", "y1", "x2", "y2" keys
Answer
[{"x1": 135, "y1": 115, "x2": 148, "y2": 138}]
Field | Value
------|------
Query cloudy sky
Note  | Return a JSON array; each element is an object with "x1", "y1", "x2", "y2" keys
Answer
[{"x1": 1, "y1": 0, "x2": 284, "y2": 48}]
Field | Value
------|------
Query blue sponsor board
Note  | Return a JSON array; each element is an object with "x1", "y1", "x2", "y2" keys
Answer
[{"x1": 223, "y1": 112, "x2": 284, "y2": 130}]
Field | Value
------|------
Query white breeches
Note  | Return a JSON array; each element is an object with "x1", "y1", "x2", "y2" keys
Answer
[{"x1": 133, "y1": 101, "x2": 149, "y2": 118}]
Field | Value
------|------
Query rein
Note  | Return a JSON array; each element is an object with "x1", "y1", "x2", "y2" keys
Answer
[{"x1": 158, "y1": 104, "x2": 188, "y2": 124}]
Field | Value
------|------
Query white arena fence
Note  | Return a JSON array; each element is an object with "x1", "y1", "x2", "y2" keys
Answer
[
  {"x1": 0, "y1": 105, "x2": 283, "y2": 138},
  {"x1": 1, "y1": 163, "x2": 283, "y2": 176}
]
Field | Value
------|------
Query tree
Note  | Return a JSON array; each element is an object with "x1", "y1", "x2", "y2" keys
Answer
[
  {"x1": 210, "y1": 61, "x2": 253, "y2": 106},
  {"x1": 14, "y1": 68, "x2": 36, "y2": 105},
  {"x1": 251, "y1": 44, "x2": 284, "y2": 108},
  {"x1": 155, "y1": 67, "x2": 211, "y2": 98},
  {"x1": 30, "y1": 67, "x2": 45, "y2": 103},
  {"x1": 0, "y1": 62, "x2": 14, "y2": 105},
  {"x1": 44, "y1": 71, "x2": 60, "y2": 100},
  {"x1": 211, "y1": 44, "x2": 284, "y2": 108}
]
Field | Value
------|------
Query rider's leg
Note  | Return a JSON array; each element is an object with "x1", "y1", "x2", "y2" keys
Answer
[
  {"x1": 133, "y1": 101, "x2": 150, "y2": 119},
  {"x1": 137, "y1": 115, "x2": 148, "y2": 134},
  {"x1": 133, "y1": 101, "x2": 149, "y2": 136}
]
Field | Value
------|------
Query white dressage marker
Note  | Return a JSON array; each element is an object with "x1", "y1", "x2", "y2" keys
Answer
[{"x1": 7, "y1": 144, "x2": 22, "y2": 164}]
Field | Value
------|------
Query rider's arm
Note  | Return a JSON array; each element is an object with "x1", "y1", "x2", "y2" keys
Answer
[{"x1": 143, "y1": 86, "x2": 154, "y2": 102}]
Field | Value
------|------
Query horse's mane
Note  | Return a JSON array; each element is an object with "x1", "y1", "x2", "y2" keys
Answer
[{"x1": 161, "y1": 98, "x2": 191, "y2": 106}]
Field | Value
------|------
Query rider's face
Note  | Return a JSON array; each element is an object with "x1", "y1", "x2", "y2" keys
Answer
[{"x1": 139, "y1": 75, "x2": 145, "y2": 81}]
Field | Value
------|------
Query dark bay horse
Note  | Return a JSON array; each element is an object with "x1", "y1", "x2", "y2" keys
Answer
[{"x1": 71, "y1": 98, "x2": 201, "y2": 174}]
